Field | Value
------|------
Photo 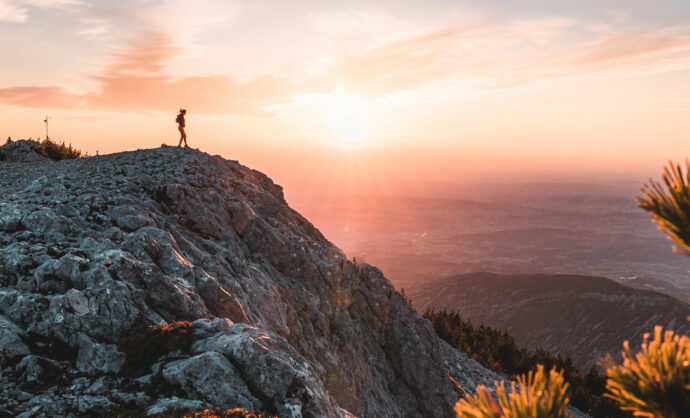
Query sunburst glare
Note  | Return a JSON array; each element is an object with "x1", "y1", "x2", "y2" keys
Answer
[{"x1": 330, "y1": 87, "x2": 368, "y2": 143}]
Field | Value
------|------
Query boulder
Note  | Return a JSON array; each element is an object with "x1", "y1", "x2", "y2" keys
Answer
[
  {"x1": 15, "y1": 355, "x2": 63, "y2": 386},
  {"x1": 108, "y1": 205, "x2": 154, "y2": 231},
  {"x1": 162, "y1": 351, "x2": 260, "y2": 410},
  {"x1": 147, "y1": 396, "x2": 210, "y2": 415},
  {"x1": 0, "y1": 315, "x2": 29, "y2": 363},
  {"x1": 0, "y1": 204, "x2": 22, "y2": 232},
  {"x1": 78, "y1": 395, "x2": 114, "y2": 414},
  {"x1": 194, "y1": 324, "x2": 338, "y2": 417},
  {"x1": 76, "y1": 333, "x2": 125, "y2": 374}
]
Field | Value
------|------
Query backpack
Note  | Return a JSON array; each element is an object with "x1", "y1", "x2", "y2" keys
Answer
[{"x1": 175, "y1": 114, "x2": 183, "y2": 124}]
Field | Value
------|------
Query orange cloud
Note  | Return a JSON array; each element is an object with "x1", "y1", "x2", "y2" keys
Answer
[
  {"x1": 0, "y1": 31, "x2": 302, "y2": 115},
  {"x1": 333, "y1": 22, "x2": 690, "y2": 94},
  {"x1": 0, "y1": 86, "x2": 83, "y2": 109},
  {"x1": 570, "y1": 29, "x2": 690, "y2": 68},
  {"x1": 335, "y1": 26, "x2": 476, "y2": 95},
  {"x1": 2, "y1": 21, "x2": 690, "y2": 113},
  {"x1": 108, "y1": 31, "x2": 181, "y2": 74}
]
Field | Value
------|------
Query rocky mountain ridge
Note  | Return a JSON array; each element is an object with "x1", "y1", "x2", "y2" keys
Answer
[
  {"x1": 0, "y1": 139, "x2": 53, "y2": 163},
  {"x1": 408, "y1": 272, "x2": 690, "y2": 370},
  {"x1": 0, "y1": 143, "x2": 503, "y2": 417}
]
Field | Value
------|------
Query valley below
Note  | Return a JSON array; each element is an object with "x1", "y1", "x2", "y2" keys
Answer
[
  {"x1": 293, "y1": 182, "x2": 690, "y2": 301},
  {"x1": 294, "y1": 182, "x2": 690, "y2": 374},
  {"x1": 407, "y1": 272, "x2": 690, "y2": 370}
]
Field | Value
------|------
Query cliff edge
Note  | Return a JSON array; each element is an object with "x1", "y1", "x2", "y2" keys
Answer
[{"x1": 0, "y1": 144, "x2": 500, "y2": 417}]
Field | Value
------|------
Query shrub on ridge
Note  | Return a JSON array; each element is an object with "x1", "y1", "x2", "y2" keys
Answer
[
  {"x1": 603, "y1": 325, "x2": 690, "y2": 418},
  {"x1": 455, "y1": 365, "x2": 572, "y2": 418}
]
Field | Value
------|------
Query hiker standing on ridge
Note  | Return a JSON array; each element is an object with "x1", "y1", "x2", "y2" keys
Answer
[{"x1": 176, "y1": 108, "x2": 188, "y2": 148}]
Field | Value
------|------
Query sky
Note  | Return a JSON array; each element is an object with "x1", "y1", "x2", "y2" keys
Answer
[{"x1": 2, "y1": 0, "x2": 690, "y2": 198}]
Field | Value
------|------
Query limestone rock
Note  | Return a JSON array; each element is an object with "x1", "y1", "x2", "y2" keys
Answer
[
  {"x1": 0, "y1": 144, "x2": 517, "y2": 417},
  {"x1": 0, "y1": 140, "x2": 50, "y2": 163},
  {"x1": 147, "y1": 396, "x2": 210, "y2": 415},
  {"x1": 193, "y1": 324, "x2": 339, "y2": 417},
  {"x1": 0, "y1": 204, "x2": 22, "y2": 232},
  {"x1": 162, "y1": 351, "x2": 260, "y2": 410},
  {"x1": 0, "y1": 315, "x2": 29, "y2": 362},
  {"x1": 15, "y1": 355, "x2": 63, "y2": 385},
  {"x1": 76, "y1": 333, "x2": 125, "y2": 374},
  {"x1": 108, "y1": 205, "x2": 154, "y2": 231},
  {"x1": 78, "y1": 395, "x2": 114, "y2": 414}
]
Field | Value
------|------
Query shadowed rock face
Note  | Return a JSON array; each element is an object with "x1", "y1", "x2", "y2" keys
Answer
[{"x1": 0, "y1": 145, "x2": 501, "y2": 417}]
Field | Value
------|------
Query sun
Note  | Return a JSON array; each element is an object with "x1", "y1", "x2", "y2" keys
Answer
[{"x1": 330, "y1": 87, "x2": 368, "y2": 143}]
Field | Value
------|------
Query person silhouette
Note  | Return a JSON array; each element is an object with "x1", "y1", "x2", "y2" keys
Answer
[{"x1": 176, "y1": 109, "x2": 188, "y2": 147}]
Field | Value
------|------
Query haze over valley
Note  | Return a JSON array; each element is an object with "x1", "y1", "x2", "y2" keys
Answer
[{"x1": 294, "y1": 180, "x2": 690, "y2": 301}]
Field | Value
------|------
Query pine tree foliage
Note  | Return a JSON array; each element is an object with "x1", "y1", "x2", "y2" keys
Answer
[
  {"x1": 455, "y1": 365, "x2": 572, "y2": 418},
  {"x1": 424, "y1": 309, "x2": 629, "y2": 417},
  {"x1": 638, "y1": 160, "x2": 690, "y2": 256},
  {"x1": 39, "y1": 138, "x2": 82, "y2": 160},
  {"x1": 603, "y1": 325, "x2": 690, "y2": 418}
]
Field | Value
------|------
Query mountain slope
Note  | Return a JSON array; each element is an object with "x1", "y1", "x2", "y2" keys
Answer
[
  {"x1": 0, "y1": 144, "x2": 502, "y2": 417},
  {"x1": 408, "y1": 272, "x2": 690, "y2": 370}
]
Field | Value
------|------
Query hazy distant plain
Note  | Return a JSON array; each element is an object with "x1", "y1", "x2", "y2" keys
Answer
[{"x1": 294, "y1": 182, "x2": 690, "y2": 301}]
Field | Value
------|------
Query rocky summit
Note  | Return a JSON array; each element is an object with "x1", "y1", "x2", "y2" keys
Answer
[{"x1": 0, "y1": 143, "x2": 501, "y2": 417}]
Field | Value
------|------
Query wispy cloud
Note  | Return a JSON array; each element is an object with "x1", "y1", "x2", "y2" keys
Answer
[
  {"x1": 2, "y1": 4, "x2": 690, "y2": 114},
  {"x1": 0, "y1": 31, "x2": 299, "y2": 115},
  {"x1": 0, "y1": 0, "x2": 84, "y2": 23},
  {"x1": 570, "y1": 28, "x2": 690, "y2": 68},
  {"x1": 331, "y1": 19, "x2": 690, "y2": 95},
  {"x1": 0, "y1": 86, "x2": 83, "y2": 108},
  {"x1": 307, "y1": 7, "x2": 425, "y2": 51},
  {"x1": 24, "y1": 0, "x2": 83, "y2": 6},
  {"x1": 0, "y1": 1, "x2": 280, "y2": 114},
  {"x1": 330, "y1": 19, "x2": 576, "y2": 95},
  {"x1": 0, "y1": 0, "x2": 27, "y2": 22}
]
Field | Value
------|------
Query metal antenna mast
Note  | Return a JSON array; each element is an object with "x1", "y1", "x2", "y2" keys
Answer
[{"x1": 44, "y1": 115, "x2": 50, "y2": 141}]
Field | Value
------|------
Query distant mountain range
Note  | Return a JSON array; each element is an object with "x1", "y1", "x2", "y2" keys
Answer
[
  {"x1": 408, "y1": 272, "x2": 690, "y2": 370},
  {"x1": 294, "y1": 188, "x2": 690, "y2": 302}
]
